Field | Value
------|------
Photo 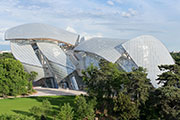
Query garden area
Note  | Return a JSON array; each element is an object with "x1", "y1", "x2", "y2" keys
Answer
[
  {"x1": 0, "y1": 96, "x2": 75, "y2": 120},
  {"x1": 0, "y1": 53, "x2": 180, "y2": 120}
]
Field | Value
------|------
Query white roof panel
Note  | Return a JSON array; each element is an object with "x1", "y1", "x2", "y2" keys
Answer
[
  {"x1": 122, "y1": 35, "x2": 175, "y2": 88},
  {"x1": 37, "y1": 42, "x2": 75, "y2": 70},
  {"x1": 5, "y1": 23, "x2": 79, "y2": 45},
  {"x1": 74, "y1": 37, "x2": 127, "y2": 63},
  {"x1": 11, "y1": 42, "x2": 42, "y2": 67}
]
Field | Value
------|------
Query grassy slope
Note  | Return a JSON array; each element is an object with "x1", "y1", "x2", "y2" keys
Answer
[{"x1": 0, "y1": 96, "x2": 75, "y2": 116}]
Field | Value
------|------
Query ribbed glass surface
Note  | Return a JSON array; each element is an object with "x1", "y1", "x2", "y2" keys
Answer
[
  {"x1": 37, "y1": 42, "x2": 75, "y2": 69},
  {"x1": 49, "y1": 62, "x2": 74, "y2": 82},
  {"x1": 37, "y1": 42, "x2": 75, "y2": 81},
  {"x1": 122, "y1": 35, "x2": 175, "y2": 87},
  {"x1": 74, "y1": 38, "x2": 128, "y2": 63},
  {"x1": 11, "y1": 42, "x2": 45, "y2": 80},
  {"x1": 5, "y1": 23, "x2": 79, "y2": 45},
  {"x1": 11, "y1": 42, "x2": 42, "y2": 67}
]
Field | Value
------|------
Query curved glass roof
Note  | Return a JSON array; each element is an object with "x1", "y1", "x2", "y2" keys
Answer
[
  {"x1": 11, "y1": 42, "x2": 42, "y2": 67},
  {"x1": 74, "y1": 37, "x2": 128, "y2": 63},
  {"x1": 5, "y1": 23, "x2": 79, "y2": 45},
  {"x1": 122, "y1": 35, "x2": 175, "y2": 87}
]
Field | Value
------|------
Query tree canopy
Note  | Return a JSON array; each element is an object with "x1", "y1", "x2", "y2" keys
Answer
[
  {"x1": 82, "y1": 59, "x2": 153, "y2": 119},
  {"x1": 0, "y1": 58, "x2": 36, "y2": 97}
]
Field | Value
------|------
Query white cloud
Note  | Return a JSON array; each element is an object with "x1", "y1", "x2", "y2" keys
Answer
[
  {"x1": 107, "y1": 0, "x2": 114, "y2": 6},
  {"x1": 114, "y1": 0, "x2": 123, "y2": 4},
  {"x1": 66, "y1": 26, "x2": 77, "y2": 33},
  {"x1": 128, "y1": 8, "x2": 137, "y2": 16},
  {"x1": 0, "y1": 0, "x2": 179, "y2": 51},
  {"x1": 81, "y1": 32, "x2": 103, "y2": 40},
  {"x1": 121, "y1": 11, "x2": 131, "y2": 17},
  {"x1": 121, "y1": 8, "x2": 137, "y2": 18}
]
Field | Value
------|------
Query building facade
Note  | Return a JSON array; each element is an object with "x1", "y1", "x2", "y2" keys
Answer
[{"x1": 5, "y1": 23, "x2": 175, "y2": 89}]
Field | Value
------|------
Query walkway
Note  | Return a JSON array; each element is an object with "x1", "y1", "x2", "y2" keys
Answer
[{"x1": 30, "y1": 87, "x2": 87, "y2": 96}]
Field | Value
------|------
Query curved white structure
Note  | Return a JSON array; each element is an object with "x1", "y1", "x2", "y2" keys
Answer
[
  {"x1": 74, "y1": 35, "x2": 175, "y2": 87},
  {"x1": 10, "y1": 42, "x2": 45, "y2": 81},
  {"x1": 122, "y1": 35, "x2": 174, "y2": 87},
  {"x1": 74, "y1": 38, "x2": 127, "y2": 63},
  {"x1": 5, "y1": 23, "x2": 175, "y2": 89},
  {"x1": 5, "y1": 23, "x2": 79, "y2": 45}
]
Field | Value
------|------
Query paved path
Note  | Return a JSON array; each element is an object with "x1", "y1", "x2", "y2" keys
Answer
[{"x1": 30, "y1": 87, "x2": 87, "y2": 96}]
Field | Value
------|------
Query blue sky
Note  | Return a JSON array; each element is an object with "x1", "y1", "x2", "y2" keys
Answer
[{"x1": 0, "y1": 0, "x2": 179, "y2": 51}]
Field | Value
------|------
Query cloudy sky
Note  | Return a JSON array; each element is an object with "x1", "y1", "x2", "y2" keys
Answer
[{"x1": 0, "y1": 0, "x2": 179, "y2": 51}]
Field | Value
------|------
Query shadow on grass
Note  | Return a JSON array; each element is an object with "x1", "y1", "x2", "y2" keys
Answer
[
  {"x1": 12, "y1": 110, "x2": 33, "y2": 116},
  {"x1": 12, "y1": 110, "x2": 55, "y2": 120},
  {"x1": 10, "y1": 96, "x2": 76, "y2": 120},
  {"x1": 29, "y1": 96, "x2": 75, "y2": 107}
]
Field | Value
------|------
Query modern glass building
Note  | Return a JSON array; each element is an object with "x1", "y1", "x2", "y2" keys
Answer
[{"x1": 5, "y1": 23, "x2": 175, "y2": 89}]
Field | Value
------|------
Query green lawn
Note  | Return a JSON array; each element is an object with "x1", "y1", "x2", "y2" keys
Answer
[{"x1": 0, "y1": 96, "x2": 75, "y2": 116}]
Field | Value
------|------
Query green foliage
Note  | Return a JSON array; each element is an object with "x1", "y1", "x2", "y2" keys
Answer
[
  {"x1": 29, "y1": 106, "x2": 42, "y2": 117},
  {"x1": 0, "y1": 58, "x2": 37, "y2": 97},
  {"x1": 82, "y1": 60, "x2": 126, "y2": 104},
  {"x1": 82, "y1": 59, "x2": 152, "y2": 117},
  {"x1": 74, "y1": 95, "x2": 96, "y2": 120},
  {"x1": 29, "y1": 99, "x2": 52, "y2": 119},
  {"x1": 0, "y1": 114, "x2": 35, "y2": 120},
  {"x1": 0, "y1": 58, "x2": 30, "y2": 97},
  {"x1": 113, "y1": 93, "x2": 139, "y2": 120},
  {"x1": 0, "y1": 53, "x2": 14, "y2": 59},
  {"x1": 171, "y1": 52, "x2": 180, "y2": 65},
  {"x1": 157, "y1": 64, "x2": 180, "y2": 88},
  {"x1": 125, "y1": 67, "x2": 153, "y2": 106},
  {"x1": 28, "y1": 71, "x2": 38, "y2": 93},
  {"x1": 58, "y1": 103, "x2": 74, "y2": 120},
  {"x1": 147, "y1": 86, "x2": 180, "y2": 120},
  {"x1": 29, "y1": 71, "x2": 38, "y2": 81},
  {"x1": 42, "y1": 99, "x2": 52, "y2": 110},
  {"x1": 0, "y1": 96, "x2": 75, "y2": 119}
]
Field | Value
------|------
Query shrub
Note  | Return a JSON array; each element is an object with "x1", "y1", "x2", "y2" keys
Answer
[
  {"x1": 58, "y1": 103, "x2": 74, "y2": 120},
  {"x1": 74, "y1": 95, "x2": 96, "y2": 120},
  {"x1": 0, "y1": 114, "x2": 35, "y2": 120},
  {"x1": 29, "y1": 99, "x2": 52, "y2": 119},
  {"x1": 0, "y1": 58, "x2": 30, "y2": 97},
  {"x1": 113, "y1": 93, "x2": 139, "y2": 120},
  {"x1": 29, "y1": 106, "x2": 42, "y2": 117}
]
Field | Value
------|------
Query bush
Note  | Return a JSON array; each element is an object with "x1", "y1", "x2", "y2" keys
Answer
[
  {"x1": 28, "y1": 71, "x2": 38, "y2": 93},
  {"x1": 113, "y1": 93, "x2": 139, "y2": 120},
  {"x1": 0, "y1": 58, "x2": 30, "y2": 97},
  {"x1": 0, "y1": 114, "x2": 35, "y2": 120},
  {"x1": 29, "y1": 106, "x2": 42, "y2": 117},
  {"x1": 74, "y1": 95, "x2": 96, "y2": 120},
  {"x1": 58, "y1": 103, "x2": 74, "y2": 120},
  {"x1": 29, "y1": 99, "x2": 52, "y2": 119}
]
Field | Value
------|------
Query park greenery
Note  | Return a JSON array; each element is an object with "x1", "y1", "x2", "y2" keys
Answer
[
  {"x1": 0, "y1": 52, "x2": 179, "y2": 120},
  {"x1": 0, "y1": 53, "x2": 37, "y2": 97}
]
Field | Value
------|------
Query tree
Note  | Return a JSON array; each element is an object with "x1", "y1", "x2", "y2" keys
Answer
[
  {"x1": 74, "y1": 95, "x2": 96, "y2": 120},
  {"x1": 82, "y1": 60, "x2": 127, "y2": 104},
  {"x1": 58, "y1": 103, "x2": 74, "y2": 120},
  {"x1": 0, "y1": 52, "x2": 14, "y2": 59},
  {"x1": 28, "y1": 71, "x2": 38, "y2": 93},
  {"x1": 125, "y1": 67, "x2": 153, "y2": 106},
  {"x1": 29, "y1": 99, "x2": 52, "y2": 119},
  {"x1": 82, "y1": 60, "x2": 153, "y2": 118},
  {"x1": 113, "y1": 92, "x2": 139, "y2": 120},
  {"x1": 171, "y1": 52, "x2": 180, "y2": 65},
  {"x1": 157, "y1": 65, "x2": 180, "y2": 88},
  {"x1": 147, "y1": 86, "x2": 180, "y2": 120},
  {"x1": 0, "y1": 58, "x2": 30, "y2": 97}
]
